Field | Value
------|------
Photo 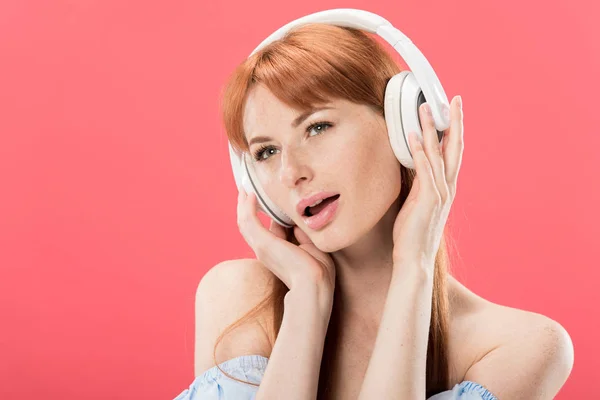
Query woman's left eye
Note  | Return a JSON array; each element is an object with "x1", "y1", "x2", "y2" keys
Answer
[{"x1": 306, "y1": 121, "x2": 333, "y2": 136}]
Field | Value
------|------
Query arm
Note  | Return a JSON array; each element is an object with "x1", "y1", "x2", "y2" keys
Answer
[
  {"x1": 357, "y1": 265, "x2": 434, "y2": 400},
  {"x1": 255, "y1": 281, "x2": 332, "y2": 400}
]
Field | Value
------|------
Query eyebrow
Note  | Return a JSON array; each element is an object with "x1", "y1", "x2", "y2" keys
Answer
[{"x1": 247, "y1": 106, "x2": 334, "y2": 147}]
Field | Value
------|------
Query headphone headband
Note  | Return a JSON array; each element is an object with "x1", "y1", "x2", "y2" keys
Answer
[{"x1": 248, "y1": 8, "x2": 450, "y2": 131}]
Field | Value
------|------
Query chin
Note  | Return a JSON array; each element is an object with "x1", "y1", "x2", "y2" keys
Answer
[{"x1": 309, "y1": 226, "x2": 353, "y2": 253}]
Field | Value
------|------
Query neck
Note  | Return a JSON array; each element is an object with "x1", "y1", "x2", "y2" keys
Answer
[{"x1": 329, "y1": 194, "x2": 402, "y2": 325}]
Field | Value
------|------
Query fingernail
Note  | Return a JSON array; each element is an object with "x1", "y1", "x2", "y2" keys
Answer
[
  {"x1": 410, "y1": 132, "x2": 423, "y2": 148},
  {"x1": 457, "y1": 95, "x2": 462, "y2": 109},
  {"x1": 414, "y1": 138, "x2": 422, "y2": 150},
  {"x1": 423, "y1": 103, "x2": 431, "y2": 115}
]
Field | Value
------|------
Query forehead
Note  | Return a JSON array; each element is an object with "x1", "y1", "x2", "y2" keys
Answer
[
  {"x1": 243, "y1": 85, "x2": 291, "y2": 124},
  {"x1": 242, "y1": 85, "x2": 343, "y2": 136}
]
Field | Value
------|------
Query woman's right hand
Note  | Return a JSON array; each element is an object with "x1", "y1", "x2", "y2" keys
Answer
[{"x1": 237, "y1": 188, "x2": 336, "y2": 304}]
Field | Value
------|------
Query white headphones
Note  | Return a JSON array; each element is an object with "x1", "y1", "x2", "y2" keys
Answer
[{"x1": 228, "y1": 8, "x2": 451, "y2": 228}]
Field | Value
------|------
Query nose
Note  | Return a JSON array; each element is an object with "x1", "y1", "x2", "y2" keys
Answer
[{"x1": 279, "y1": 148, "x2": 311, "y2": 188}]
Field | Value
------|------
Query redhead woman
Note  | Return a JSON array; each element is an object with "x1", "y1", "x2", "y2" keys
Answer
[{"x1": 175, "y1": 9, "x2": 573, "y2": 400}]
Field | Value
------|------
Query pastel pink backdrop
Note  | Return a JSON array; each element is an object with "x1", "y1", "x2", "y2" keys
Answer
[{"x1": 0, "y1": 0, "x2": 597, "y2": 398}]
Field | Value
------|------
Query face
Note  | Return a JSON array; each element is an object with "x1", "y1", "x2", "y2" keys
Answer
[{"x1": 242, "y1": 84, "x2": 402, "y2": 252}]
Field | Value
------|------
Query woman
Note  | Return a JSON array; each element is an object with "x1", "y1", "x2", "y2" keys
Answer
[{"x1": 176, "y1": 21, "x2": 573, "y2": 400}]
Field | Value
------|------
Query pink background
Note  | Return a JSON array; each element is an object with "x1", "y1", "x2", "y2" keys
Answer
[{"x1": 1, "y1": 0, "x2": 598, "y2": 398}]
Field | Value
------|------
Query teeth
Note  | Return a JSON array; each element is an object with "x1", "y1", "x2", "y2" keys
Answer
[{"x1": 309, "y1": 199, "x2": 324, "y2": 207}]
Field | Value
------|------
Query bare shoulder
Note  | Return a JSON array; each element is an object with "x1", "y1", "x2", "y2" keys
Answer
[
  {"x1": 193, "y1": 258, "x2": 276, "y2": 376},
  {"x1": 447, "y1": 275, "x2": 570, "y2": 384}
]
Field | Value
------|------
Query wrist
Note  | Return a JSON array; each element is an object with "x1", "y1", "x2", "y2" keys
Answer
[
  {"x1": 392, "y1": 260, "x2": 434, "y2": 283},
  {"x1": 286, "y1": 282, "x2": 333, "y2": 322}
]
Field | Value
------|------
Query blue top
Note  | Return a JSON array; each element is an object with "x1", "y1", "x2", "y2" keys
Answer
[{"x1": 174, "y1": 354, "x2": 498, "y2": 400}]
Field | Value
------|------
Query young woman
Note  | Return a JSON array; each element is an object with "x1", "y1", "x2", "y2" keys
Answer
[{"x1": 175, "y1": 20, "x2": 573, "y2": 400}]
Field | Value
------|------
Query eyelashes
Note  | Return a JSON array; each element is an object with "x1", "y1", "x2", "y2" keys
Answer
[{"x1": 252, "y1": 120, "x2": 333, "y2": 162}]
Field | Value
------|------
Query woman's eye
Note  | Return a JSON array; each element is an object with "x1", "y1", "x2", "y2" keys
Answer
[
  {"x1": 307, "y1": 121, "x2": 332, "y2": 136},
  {"x1": 252, "y1": 121, "x2": 333, "y2": 162}
]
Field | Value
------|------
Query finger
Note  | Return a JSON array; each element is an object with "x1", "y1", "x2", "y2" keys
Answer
[
  {"x1": 409, "y1": 132, "x2": 437, "y2": 201},
  {"x1": 237, "y1": 190, "x2": 269, "y2": 251},
  {"x1": 269, "y1": 219, "x2": 288, "y2": 241},
  {"x1": 419, "y1": 103, "x2": 449, "y2": 201},
  {"x1": 443, "y1": 96, "x2": 464, "y2": 191},
  {"x1": 293, "y1": 225, "x2": 313, "y2": 245},
  {"x1": 237, "y1": 189, "x2": 253, "y2": 245},
  {"x1": 240, "y1": 192, "x2": 299, "y2": 268}
]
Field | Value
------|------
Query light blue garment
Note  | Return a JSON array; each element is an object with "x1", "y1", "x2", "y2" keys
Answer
[{"x1": 174, "y1": 354, "x2": 498, "y2": 400}]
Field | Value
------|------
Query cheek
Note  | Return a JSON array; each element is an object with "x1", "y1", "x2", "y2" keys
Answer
[{"x1": 352, "y1": 133, "x2": 402, "y2": 196}]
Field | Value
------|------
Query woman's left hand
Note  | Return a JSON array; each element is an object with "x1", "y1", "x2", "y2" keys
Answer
[{"x1": 392, "y1": 95, "x2": 464, "y2": 271}]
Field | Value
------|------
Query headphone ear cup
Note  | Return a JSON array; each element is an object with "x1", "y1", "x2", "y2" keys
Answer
[
  {"x1": 228, "y1": 143, "x2": 294, "y2": 228},
  {"x1": 384, "y1": 71, "x2": 445, "y2": 169},
  {"x1": 385, "y1": 71, "x2": 415, "y2": 169},
  {"x1": 243, "y1": 153, "x2": 295, "y2": 228}
]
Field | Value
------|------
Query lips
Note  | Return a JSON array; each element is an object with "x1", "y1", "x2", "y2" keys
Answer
[
  {"x1": 296, "y1": 191, "x2": 340, "y2": 217},
  {"x1": 301, "y1": 195, "x2": 341, "y2": 230},
  {"x1": 304, "y1": 194, "x2": 340, "y2": 216}
]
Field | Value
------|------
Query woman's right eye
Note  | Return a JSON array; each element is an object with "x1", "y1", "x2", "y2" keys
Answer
[{"x1": 253, "y1": 144, "x2": 275, "y2": 162}]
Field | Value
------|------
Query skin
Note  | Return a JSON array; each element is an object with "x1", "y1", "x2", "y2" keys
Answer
[{"x1": 243, "y1": 83, "x2": 405, "y2": 326}]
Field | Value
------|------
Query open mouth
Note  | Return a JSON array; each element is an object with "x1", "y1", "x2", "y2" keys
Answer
[{"x1": 304, "y1": 194, "x2": 341, "y2": 217}]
